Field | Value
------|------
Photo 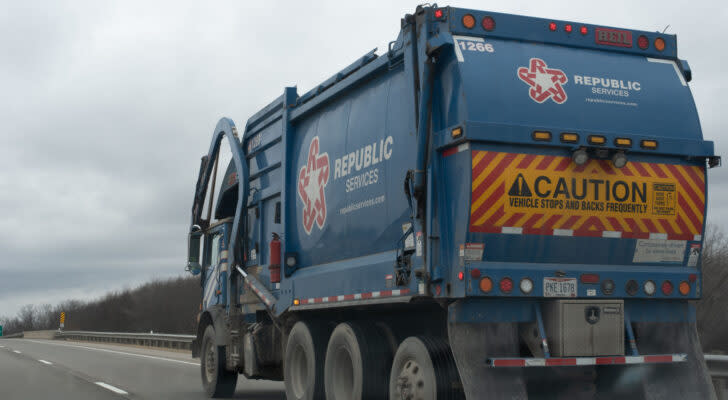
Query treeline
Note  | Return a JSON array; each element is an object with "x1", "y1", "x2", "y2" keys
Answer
[
  {"x1": 697, "y1": 226, "x2": 728, "y2": 352},
  {"x1": 0, "y1": 276, "x2": 200, "y2": 335}
]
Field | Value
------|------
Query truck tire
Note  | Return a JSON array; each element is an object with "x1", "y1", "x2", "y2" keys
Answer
[
  {"x1": 389, "y1": 336, "x2": 464, "y2": 400},
  {"x1": 200, "y1": 325, "x2": 238, "y2": 398},
  {"x1": 285, "y1": 321, "x2": 328, "y2": 400},
  {"x1": 324, "y1": 322, "x2": 392, "y2": 399}
]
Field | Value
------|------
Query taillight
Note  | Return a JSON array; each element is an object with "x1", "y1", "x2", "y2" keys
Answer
[
  {"x1": 481, "y1": 16, "x2": 495, "y2": 31},
  {"x1": 661, "y1": 281, "x2": 674, "y2": 295},
  {"x1": 458, "y1": 271, "x2": 464, "y2": 281},
  {"x1": 434, "y1": 9, "x2": 444, "y2": 19},
  {"x1": 625, "y1": 280, "x2": 639, "y2": 296},
  {"x1": 638, "y1": 35, "x2": 649, "y2": 50},
  {"x1": 500, "y1": 277, "x2": 513, "y2": 293},
  {"x1": 679, "y1": 281, "x2": 690, "y2": 296},
  {"x1": 580, "y1": 274, "x2": 600, "y2": 284},
  {"x1": 479, "y1": 277, "x2": 493, "y2": 293},
  {"x1": 580, "y1": 26, "x2": 588, "y2": 35},
  {"x1": 549, "y1": 22, "x2": 557, "y2": 31},
  {"x1": 564, "y1": 24, "x2": 572, "y2": 33}
]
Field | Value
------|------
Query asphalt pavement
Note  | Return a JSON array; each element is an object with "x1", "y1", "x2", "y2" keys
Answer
[{"x1": 0, "y1": 339, "x2": 285, "y2": 399}]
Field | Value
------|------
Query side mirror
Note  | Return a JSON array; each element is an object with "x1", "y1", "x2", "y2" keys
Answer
[{"x1": 186, "y1": 225, "x2": 203, "y2": 275}]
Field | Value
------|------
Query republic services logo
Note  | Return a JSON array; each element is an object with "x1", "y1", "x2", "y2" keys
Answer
[
  {"x1": 297, "y1": 136, "x2": 330, "y2": 235},
  {"x1": 517, "y1": 58, "x2": 568, "y2": 104}
]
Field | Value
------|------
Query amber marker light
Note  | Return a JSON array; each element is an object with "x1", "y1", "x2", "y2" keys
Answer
[
  {"x1": 588, "y1": 135, "x2": 606, "y2": 145},
  {"x1": 654, "y1": 37, "x2": 666, "y2": 52},
  {"x1": 679, "y1": 281, "x2": 690, "y2": 296},
  {"x1": 451, "y1": 126, "x2": 463, "y2": 138},
  {"x1": 561, "y1": 132, "x2": 579, "y2": 143},
  {"x1": 479, "y1": 277, "x2": 493, "y2": 293},
  {"x1": 462, "y1": 14, "x2": 476, "y2": 29},
  {"x1": 532, "y1": 131, "x2": 552, "y2": 142}
]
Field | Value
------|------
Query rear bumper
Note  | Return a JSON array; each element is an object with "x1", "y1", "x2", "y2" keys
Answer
[{"x1": 488, "y1": 353, "x2": 687, "y2": 367}]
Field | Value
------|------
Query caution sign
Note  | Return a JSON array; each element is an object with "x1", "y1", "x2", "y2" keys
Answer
[{"x1": 469, "y1": 151, "x2": 705, "y2": 239}]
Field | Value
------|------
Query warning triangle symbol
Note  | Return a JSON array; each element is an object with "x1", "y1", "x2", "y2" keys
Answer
[{"x1": 508, "y1": 173, "x2": 532, "y2": 197}]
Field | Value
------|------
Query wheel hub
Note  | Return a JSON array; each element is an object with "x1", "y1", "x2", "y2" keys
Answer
[
  {"x1": 396, "y1": 360, "x2": 426, "y2": 400},
  {"x1": 205, "y1": 341, "x2": 217, "y2": 382}
]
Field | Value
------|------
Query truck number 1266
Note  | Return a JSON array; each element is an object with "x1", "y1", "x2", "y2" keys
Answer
[{"x1": 458, "y1": 41, "x2": 494, "y2": 53}]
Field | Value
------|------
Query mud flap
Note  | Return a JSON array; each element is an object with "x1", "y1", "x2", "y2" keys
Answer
[
  {"x1": 632, "y1": 322, "x2": 716, "y2": 400},
  {"x1": 447, "y1": 316, "x2": 528, "y2": 399}
]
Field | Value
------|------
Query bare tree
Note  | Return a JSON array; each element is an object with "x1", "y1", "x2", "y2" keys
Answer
[{"x1": 698, "y1": 225, "x2": 728, "y2": 352}]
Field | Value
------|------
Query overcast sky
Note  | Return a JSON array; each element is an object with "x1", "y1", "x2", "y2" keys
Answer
[{"x1": 1, "y1": 0, "x2": 726, "y2": 317}]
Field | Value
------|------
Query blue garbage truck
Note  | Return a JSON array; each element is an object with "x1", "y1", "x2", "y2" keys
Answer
[{"x1": 186, "y1": 5, "x2": 719, "y2": 399}]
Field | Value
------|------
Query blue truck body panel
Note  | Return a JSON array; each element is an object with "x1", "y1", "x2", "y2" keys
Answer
[{"x1": 195, "y1": 5, "x2": 715, "y2": 326}]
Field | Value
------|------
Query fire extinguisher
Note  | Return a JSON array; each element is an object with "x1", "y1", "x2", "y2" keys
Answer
[{"x1": 269, "y1": 233, "x2": 281, "y2": 283}]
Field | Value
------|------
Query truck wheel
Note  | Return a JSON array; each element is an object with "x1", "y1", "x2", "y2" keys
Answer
[
  {"x1": 200, "y1": 325, "x2": 238, "y2": 398},
  {"x1": 285, "y1": 321, "x2": 328, "y2": 400},
  {"x1": 389, "y1": 336, "x2": 464, "y2": 400},
  {"x1": 324, "y1": 322, "x2": 392, "y2": 399}
]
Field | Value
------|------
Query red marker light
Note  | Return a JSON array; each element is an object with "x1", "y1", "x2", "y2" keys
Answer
[
  {"x1": 481, "y1": 16, "x2": 495, "y2": 31},
  {"x1": 580, "y1": 26, "x2": 588, "y2": 35},
  {"x1": 565, "y1": 24, "x2": 572, "y2": 33},
  {"x1": 458, "y1": 271, "x2": 464, "y2": 281},
  {"x1": 470, "y1": 269, "x2": 481, "y2": 279},
  {"x1": 661, "y1": 280, "x2": 674, "y2": 295},
  {"x1": 638, "y1": 35, "x2": 649, "y2": 50},
  {"x1": 499, "y1": 277, "x2": 513, "y2": 293},
  {"x1": 434, "y1": 9, "x2": 444, "y2": 19},
  {"x1": 549, "y1": 22, "x2": 557, "y2": 31}
]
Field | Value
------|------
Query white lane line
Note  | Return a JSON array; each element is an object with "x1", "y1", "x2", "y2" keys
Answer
[
  {"x1": 95, "y1": 382, "x2": 129, "y2": 395},
  {"x1": 13, "y1": 350, "x2": 21, "y2": 354},
  {"x1": 0, "y1": 345, "x2": 4, "y2": 348},
  {"x1": 24, "y1": 339, "x2": 197, "y2": 366},
  {"x1": 39, "y1": 359, "x2": 53, "y2": 365}
]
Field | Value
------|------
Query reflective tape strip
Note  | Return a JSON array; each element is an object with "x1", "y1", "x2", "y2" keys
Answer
[
  {"x1": 553, "y1": 229, "x2": 574, "y2": 236},
  {"x1": 488, "y1": 353, "x2": 687, "y2": 368},
  {"x1": 649, "y1": 233, "x2": 668, "y2": 240},
  {"x1": 602, "y1": 231, "x2": 622, "y2": 238},
  {"x1": 502, "y1": 227, "x2": 523, "y2": 234},
  {"x1": 297, "y1": 289, "x2": 411, "y2": 306}
]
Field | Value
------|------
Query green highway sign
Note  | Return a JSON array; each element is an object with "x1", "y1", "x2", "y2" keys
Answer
[{"x1": 0, "y1": 325, "x2": 3, "y2": 337}]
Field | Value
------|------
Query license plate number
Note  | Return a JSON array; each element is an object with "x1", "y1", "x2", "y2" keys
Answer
[{"x1": 544, "y1": 277, "x2": 577, "y2": 297}]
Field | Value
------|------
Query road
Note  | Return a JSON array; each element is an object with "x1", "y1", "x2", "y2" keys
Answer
[{"x1": 0, "y1": 339, "x2": 285, "y2": 399}]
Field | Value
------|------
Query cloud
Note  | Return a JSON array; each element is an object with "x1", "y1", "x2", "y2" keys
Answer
[{"x1": 1, "y1": 0, "x2": 726, "y2": 316}]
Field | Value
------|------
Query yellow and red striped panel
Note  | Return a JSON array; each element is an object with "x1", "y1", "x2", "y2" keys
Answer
[{"x1": 469, "y1": 151, "x2": 705, "y2": 240}]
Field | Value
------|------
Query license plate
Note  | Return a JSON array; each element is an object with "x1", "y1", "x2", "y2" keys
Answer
[{"x1": 543, "y1": 277, "x2": 577, "y2": 297}]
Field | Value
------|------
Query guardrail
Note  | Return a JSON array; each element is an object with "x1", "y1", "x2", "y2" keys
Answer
[
  {"x1": 54, "y1": 331, "x2": 195, "y2": 351},
  {"x1": 0, "y1": 332, "x2": 24, "y2": 339}
]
